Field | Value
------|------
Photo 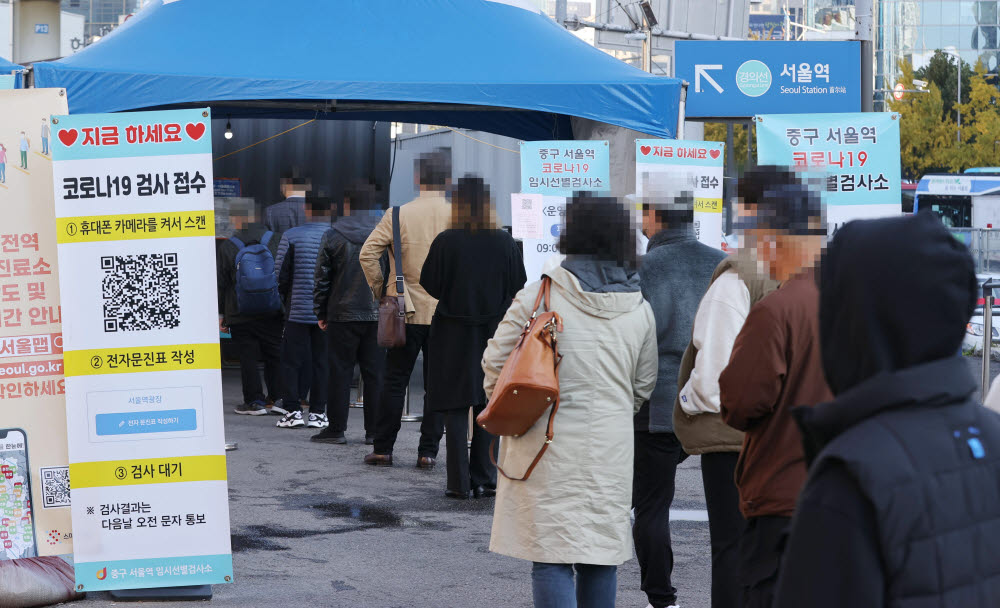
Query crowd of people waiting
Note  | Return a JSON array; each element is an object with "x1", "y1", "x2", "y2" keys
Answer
[{"x1": 217, "y1": 153, "x2": 1000, "y2": 608}]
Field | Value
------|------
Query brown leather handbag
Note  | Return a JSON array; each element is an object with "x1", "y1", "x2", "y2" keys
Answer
[
  {"x1": 377, "y1": 206, "x2": 406, "y2": 348},
  {"x1": 477, "y1": 277, "x2": 563, "y2": 481}
]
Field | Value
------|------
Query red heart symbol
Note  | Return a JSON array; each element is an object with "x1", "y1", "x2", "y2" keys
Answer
[
  {"x1": 640, "y1": 145, "x2": 652, "y2": 156},
  {"x1": 709, "y1": 149, "x2": 720, "y2": 159},
  {"x1": 57, "y1": 129, "x2": 77, "y2": 147},
  {"x1": 185, "y1": 123, "x2": 206, "y2": 141}
]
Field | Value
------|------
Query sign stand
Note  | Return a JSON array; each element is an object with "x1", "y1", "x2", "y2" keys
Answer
[{"x1": 110, "y1": 584, "x2": 212, "y2": 601}]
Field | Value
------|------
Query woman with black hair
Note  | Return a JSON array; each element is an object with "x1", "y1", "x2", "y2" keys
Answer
[
  {"x1": 420, "y1": 175, "x2": 527, "y2": 499},
  {"x1": 482, "y1": 193, "x2": 659, "y2": 607}
]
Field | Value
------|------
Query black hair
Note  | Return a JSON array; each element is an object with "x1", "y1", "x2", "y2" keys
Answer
[
  {"x1": 738, "y1": 165, "x2": 801, "y2": 208},
  {"x1": 415, "y1": 148, "x2": 451, "y2": 187},
  {"x1": 279, "y1": 170, "x2": 310, "y2": 186},
  {"x1": 449, "y1": 175, "x2": 494, "y2": 231},
  {"x1": 306, "y1": 198, "x2": 331, "y2": 215},
  {"x1": 344, "y1": 181, "x2": 379, "y2": 212},
  {"x1": 559, "y1": 192, "x2": 636, "y2": 267}
]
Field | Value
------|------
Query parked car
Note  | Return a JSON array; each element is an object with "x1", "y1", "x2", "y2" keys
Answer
[{"x1": 964, "y1": 274, "x2": 1000, "y2": 358}]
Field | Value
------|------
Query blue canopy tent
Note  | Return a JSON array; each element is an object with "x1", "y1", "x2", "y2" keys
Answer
[
  {"x1": 33, "y1": 0, "x2": 683, "y2": 141},
  {"x1": 0, "y1": 56, "x2": 25, "y2": 88}
]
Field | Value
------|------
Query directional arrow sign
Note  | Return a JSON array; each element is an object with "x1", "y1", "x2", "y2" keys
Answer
[
  {"x1": 676, "y1": 41, "x2": 861, "y2": 118},
  {"x1": 695, "y1": 65, "x2": 723, "y2": 94}
]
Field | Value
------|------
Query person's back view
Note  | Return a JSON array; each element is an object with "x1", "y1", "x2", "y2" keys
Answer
[
  {"x1": 775, "y1": 211, "x2": 1000, "y2": 607},
  {"x1": 359, "y1": 149, "x2": 452, "y2": 468}
]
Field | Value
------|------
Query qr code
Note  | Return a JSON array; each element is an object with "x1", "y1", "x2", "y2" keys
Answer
[
  {"x1": 41, "y1": 466, "x2": 70, "y2": 508},
  {"x1": 102, "y1": 253, "x2": 180, "y2": 332},
  {"x1": 521, "y1": 198, "x2": 533, "y2": 209}
]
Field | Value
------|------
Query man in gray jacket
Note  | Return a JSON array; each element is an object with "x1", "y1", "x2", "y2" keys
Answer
[{"x1": 635, "y1": 193, "x2": 726, "y2": 608}]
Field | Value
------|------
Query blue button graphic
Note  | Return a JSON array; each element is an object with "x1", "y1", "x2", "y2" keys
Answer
[{"x1": 96, "y1": 409, "x2": 197, "y2": 436}]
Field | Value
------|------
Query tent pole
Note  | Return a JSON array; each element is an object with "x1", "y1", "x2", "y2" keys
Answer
[{"x1": 676, "y1": 83, "x2": 688, "y2": 140}]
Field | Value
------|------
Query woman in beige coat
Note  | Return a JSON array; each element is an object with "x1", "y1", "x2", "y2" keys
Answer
[{"x1": 482, "y1": 195, "x2": 659, "y2": 608}]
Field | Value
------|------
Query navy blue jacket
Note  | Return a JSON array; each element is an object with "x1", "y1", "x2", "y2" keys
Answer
[{"x1": 275, "y1": 222, "x2": 329, "y2": 324}]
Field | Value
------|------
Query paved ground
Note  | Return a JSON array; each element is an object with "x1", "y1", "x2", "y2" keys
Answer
[{"x1": 74, "y1": 355, "x2": 1000, "y2": 607}]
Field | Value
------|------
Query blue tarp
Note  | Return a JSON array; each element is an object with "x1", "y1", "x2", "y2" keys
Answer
[
  {"x1": 33, "y1": 0, "x2": 682, "y2": 140},
  {"x1": 0, "y1": 56, "x2": 25, "y2": 88}
]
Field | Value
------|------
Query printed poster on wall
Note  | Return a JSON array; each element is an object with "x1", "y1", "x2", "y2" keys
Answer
[
  {"x1": 755, "y1": 112, "x2": 902, "y2": 231},
  {"x1": 50, "y1": 108, "x2": 232, "y2": 591},
  {"x1": 636, "y1": 139, "x2": 725, "y2": 250},
  {"x1": 518, "y1": 141, "x2": 610, "y2": 280},
  {"x1": 0, "y1": 89, "x2": 71, "y2": 562}
]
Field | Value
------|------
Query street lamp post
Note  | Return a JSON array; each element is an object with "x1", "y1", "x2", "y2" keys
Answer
[{"x1": 946, "y1": 50, "x2": 962, "y2": 142}]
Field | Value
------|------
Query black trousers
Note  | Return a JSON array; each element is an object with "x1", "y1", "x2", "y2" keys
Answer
[
  {"x1": 443, "y1": 405, "x2": 496, "y2": 494},
  {"x1": 281, "y1": 321, "x2": 328, "y2": 413},
  {"x1": 702, "y1": 451, "x2": 746, "y2": 608},
  {"x1": 327, "y1": 321, "x2": 384, "y2": 435},
  {"x1": 739, "y1": 515, "x2": 790, "y2": 608},
  {"x1": 372, "y1": 324, "x2": 445, "y2": 457},
  {"x1": 230, "y1": 317, "x2": 284, "y2": 405},
  {"x1": 633, "y1": 430, "x2": 683, "y2": 608}
]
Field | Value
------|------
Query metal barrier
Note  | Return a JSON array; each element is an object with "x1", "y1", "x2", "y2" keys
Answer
[
  {"x1": 951, "y1": 228, "x2": 1000, "y2": 274},
  {"x1": 986, "y1": 285, "x2": 993, "y2": 396}
]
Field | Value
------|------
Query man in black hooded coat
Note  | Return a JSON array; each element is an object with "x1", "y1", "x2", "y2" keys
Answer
[{"x1": 774, "y1": 211, "x2": 1000, "y2": 607}]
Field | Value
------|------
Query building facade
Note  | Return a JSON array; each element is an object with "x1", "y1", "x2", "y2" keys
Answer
[{"x1": 60, "y1": 0, "x2": 139, "y2": 43}]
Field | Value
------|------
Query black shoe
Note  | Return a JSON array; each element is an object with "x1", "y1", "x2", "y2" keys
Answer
[
  {"x1": 311, "y1": 431, "x2": 347, "y2": 444},
  {"x1": 472, "y1": 485, "x2": 497, "y2": 499},
  {"x1": 364, "y1": 434, "x2": 374, "y2": 446},
  {"x1": 445, "y1": 489, "x2": 471, "y2": 500}
]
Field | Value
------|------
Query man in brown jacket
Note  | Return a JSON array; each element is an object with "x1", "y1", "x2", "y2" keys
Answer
[
  {"x1": 359, "y1": 150, "x2": 451, "y2": 468},
  {"x1": 718, "y1": 183, "x2": 832, "y2": 608}
]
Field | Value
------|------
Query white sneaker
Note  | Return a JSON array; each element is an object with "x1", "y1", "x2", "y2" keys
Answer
[
  {"x1": 276, "y1": 411, "x2": 305, "y2": 428},
  {"x1": 306, "y1": 413, "x2": 329, "y2": 429},
  {"x1": 268, "y1": 399, "x2": 290, "y2": 416}
]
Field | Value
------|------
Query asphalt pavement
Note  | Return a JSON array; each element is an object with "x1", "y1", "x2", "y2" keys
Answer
[{"x1": 73, "y1": 354, "x2": 1000, "y2": 608}]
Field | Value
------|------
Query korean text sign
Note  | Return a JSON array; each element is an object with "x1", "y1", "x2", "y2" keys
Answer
[
  {"x1": 0, "y1": 89, "x2": 71, "y2": 562},
  {"x1": 520, "y1": 141, "x2": 610, "y2": 196},
  {"x1": 50, "y1": 108, "x2": 233, "y2": 591},
  {"x1": 755, "y1": 112, "x2": 902, "y2": 228},
  {"x1": 636, "y1": 139, "x2": 725, "y2": 249},
  {"x1": 676, "y1": 41, "x2": 861, "y2": 119}
]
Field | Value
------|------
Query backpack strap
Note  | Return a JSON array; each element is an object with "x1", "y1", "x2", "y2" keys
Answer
[
  {"x1": 391, "y1": 206, "x2": 404, "y2": 296},
  {"x1": 259, "y1": 231, "x2": 273, "y2": 248},
  {"x1": 229, "y1": 236, "x2": 245, "y2": 249}
]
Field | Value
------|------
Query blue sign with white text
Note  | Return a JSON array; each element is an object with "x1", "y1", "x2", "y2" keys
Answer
[
  {"x1": 35, "y1": 24, "x2": 49, "y2": 34},
  {"x1": 676, "y1": 41, "x2": 861, "y2": 118}
]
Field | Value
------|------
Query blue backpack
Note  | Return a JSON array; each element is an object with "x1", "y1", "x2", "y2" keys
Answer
[{"x1": 230, "y1": 232, "x2": 281, "y2": 316}]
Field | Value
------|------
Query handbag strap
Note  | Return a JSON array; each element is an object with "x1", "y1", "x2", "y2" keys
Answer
[
  {"x1": 490, "y1": 397, "x2": 559, "y2": 482},
  {"x1": 392, "y1": 206, "x2": 404, "y2": 296},
  {"x1": 531, "y1": 276, "x2": 551, "y2": 316}
]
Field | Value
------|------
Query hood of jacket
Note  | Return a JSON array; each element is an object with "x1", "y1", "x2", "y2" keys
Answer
[
  {"x1": 819, "y1": 211, "x2": 977, "y2": 396},
  {"x1": 331, "y1": 214, "x2": 381, "y2": 244},
  {"x1": 547, "y1": 262, "x2": 645, "y2": 320}
]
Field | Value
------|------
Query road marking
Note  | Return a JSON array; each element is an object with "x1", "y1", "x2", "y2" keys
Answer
[
  {"x1": 670, "y1": 509, "x2": 709, "y2": 522},
  {"x1": 695, "y1": 64, "x2": 724, "y2": 93}
]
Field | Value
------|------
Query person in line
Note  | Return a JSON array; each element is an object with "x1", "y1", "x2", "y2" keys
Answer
[
  {"x1": 273, "y1": 198, "x2": 333, "y2": 430},
  {"x1": 420, "y1": 176, "x2": 526, "y2": 499},
  {"x1": 673, "y1": 167, "x2": 797, "y2": 608},
  {"x1": 483, "y1": 194, "x2": 658, "y2": 608},
  {"x1": 359, "y1": 150, "x2": 450, "y2": 468},
  {"x1": 633, "y1": 192, "x2": 726, "y2": 608},
  {"x1": 311, "y1": 183, "x2": 387, "y2": 445},
  {"x1": 18, "y1": 131, "x2": 28, "y2": 170},
  {"x1": 718, "y1": 183, "x2": 832, "y2": 608},
  {"x1": 775, "y1": 212, "x2": 1000, "y2": 606},
  {"x1": 0, "y1": 143, "x2": 7, "y2": 183},
  {"x1": 265, "y1": 173, "x2": 308, "y2": 233},
  {"x1": 217, "y1": 212, "x2": 286, "y2": 416},
  {"x1": 40, "y1": 118, "x2": 49, "y2": 156}
]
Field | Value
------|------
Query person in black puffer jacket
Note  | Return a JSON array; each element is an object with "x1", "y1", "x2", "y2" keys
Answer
[
  {"x1": 775, "y1": 210, "x2": 1000, "y2": 607},
  {"x1": 311, "y1": 183, "x2": 388, "y2": 445}
]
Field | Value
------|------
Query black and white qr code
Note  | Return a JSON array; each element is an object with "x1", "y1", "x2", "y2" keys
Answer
[
  {"x1": 102, "y1": 253, "x2": 180, "y2": 332},
  {"x1": 40, "y1": 466, "x2": 70, "y2": 508},
  {"x1": 521, "y1": 198, "x2": 533, "y2": 210}
]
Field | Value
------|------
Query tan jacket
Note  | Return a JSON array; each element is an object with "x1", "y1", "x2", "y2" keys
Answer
[
  {"x1": 483, "y1": 266, "x2": 658, "y2": 565},
  {"x1": 359, "y1": 192, "x2": 451, "y2": 326}
]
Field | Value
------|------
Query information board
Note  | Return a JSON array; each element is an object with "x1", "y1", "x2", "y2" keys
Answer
[
  {"x1": 520, "y1": 141, "x2": 610, "y2": 197},
  {"x1": 0, "y1": 89, "x2": 71, "y2": 561},
  {"x1": 50, "y1": 108, "x2": 233, "y2": 591},
  {"x1": 636, "y1": 139, "x2": 725, "y2": 249},
  {"x1": 755, "y1": 112, "x2": 902, "y2": 230}
]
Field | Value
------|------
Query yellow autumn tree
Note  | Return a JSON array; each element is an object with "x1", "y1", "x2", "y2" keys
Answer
[{"x1": 888, "y1": 60, "x2": 953, "y2": 179}]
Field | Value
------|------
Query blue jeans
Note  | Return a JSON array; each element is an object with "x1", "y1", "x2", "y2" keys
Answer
[
  {"x1": 531, "y1": 562, "x2": 617, "y2": 608},
  {"x1": 42, "y1": 137, "x2": 48, "y2": 155}
]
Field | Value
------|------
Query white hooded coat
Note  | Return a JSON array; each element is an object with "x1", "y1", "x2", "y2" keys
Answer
[{"x1": 482, "y1": 265, "x2": 658, "y2": 565}]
